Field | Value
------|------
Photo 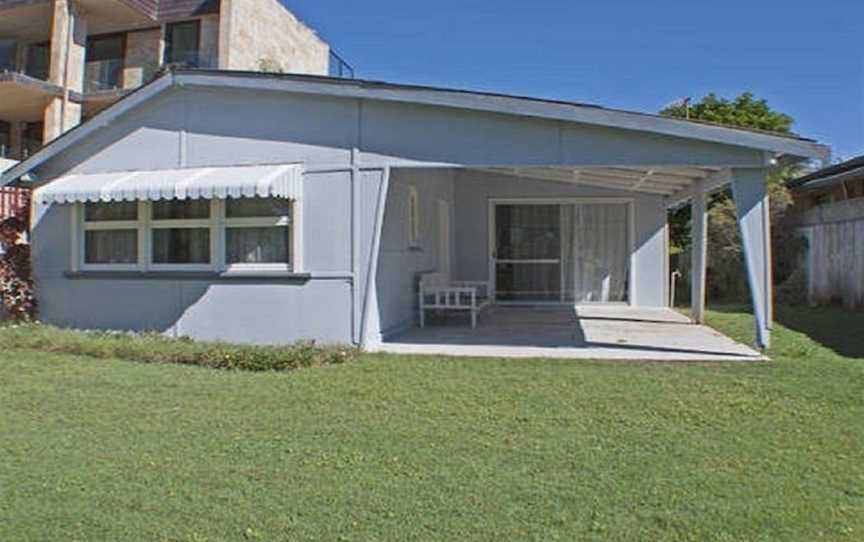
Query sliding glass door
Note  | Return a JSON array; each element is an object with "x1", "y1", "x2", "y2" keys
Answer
[
  {"x1": 492, "y1": 201, "x2": 630, "y2": 304},
  {"x1": 494, "y1": 204, "x2": 562, "y2": 302}
]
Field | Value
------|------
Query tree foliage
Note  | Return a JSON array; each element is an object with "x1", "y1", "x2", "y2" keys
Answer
[
  {"x1": 660, "y1": 92, "x2": 794, "y2": 134},
  {"x1": 663, "y1": 93, "x2": 803, "y2": 303}
]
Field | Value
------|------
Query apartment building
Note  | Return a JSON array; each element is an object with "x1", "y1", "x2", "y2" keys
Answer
[{"x1": 0, "y1": 0, "x2": 352, "y2": 162}]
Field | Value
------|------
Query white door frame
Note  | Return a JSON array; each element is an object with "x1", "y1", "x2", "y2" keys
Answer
[{"x1": 488, "y1": 197, "x2": 636, "y2": 306}]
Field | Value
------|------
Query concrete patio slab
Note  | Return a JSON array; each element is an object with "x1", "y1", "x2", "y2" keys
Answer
[{"x1": 376, "y1": 305, "x2": 764, "y2": 361}]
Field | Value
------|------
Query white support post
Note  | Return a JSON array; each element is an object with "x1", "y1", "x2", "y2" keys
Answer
[
  {"x1": 690, "y1": 180, "x2": 708, "y2": 324},
  {"x1": 360, "y1": 168, "x2": 391, "y2": 347},
  {"x1": 731, "y1": 168, "x2": 773, "y2": 351}
]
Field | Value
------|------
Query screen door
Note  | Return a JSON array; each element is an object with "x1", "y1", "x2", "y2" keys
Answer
[
  {"x1": 492, "y1": 201, "x2": 630, "y2": 304},
  {"x1": 493, "y1": 204, "x2": 562, "y2": 303}
]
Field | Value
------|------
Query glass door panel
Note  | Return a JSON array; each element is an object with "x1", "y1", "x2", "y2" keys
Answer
[
  {"x1": 562, "y1": 203, "x2": 630, "y2": 303},
  {"x1": 494, "y1": 204, "x2": 562, "y2": 303}
]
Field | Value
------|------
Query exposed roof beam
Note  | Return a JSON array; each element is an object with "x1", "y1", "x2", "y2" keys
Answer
[
  {"x1": 483, "y1": 167, "x2": 675, "y2": 195},
  {"x1": 666, "y1": 168, "x2": 733, "y2": 206},
  {"x1": 631, "y1": 169, "x2": 655, "y2": 191}
]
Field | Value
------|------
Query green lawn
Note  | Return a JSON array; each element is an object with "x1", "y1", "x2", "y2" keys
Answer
[{"x1": 1, "y1": 306, "x2": 862, "y2": 541}]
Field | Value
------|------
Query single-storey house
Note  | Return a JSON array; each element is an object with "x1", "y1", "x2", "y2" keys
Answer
[{"x1": 0, "y1": 69, "x2": 827, "y2": 354}]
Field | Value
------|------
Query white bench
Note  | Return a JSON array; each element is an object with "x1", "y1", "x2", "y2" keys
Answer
[{"x1": 418, "y1": 272, "x2": 491, "y2": 328}]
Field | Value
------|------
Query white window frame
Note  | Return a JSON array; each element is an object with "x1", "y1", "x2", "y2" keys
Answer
[
  {"x1": 221, "y1": 199, "x2": 296, "y2": 274},
  {"x1": 407, "y1": 186, "x2": 420, "y2": 249},
  {"x1": 73, "y1": 198, "x2": 300, "y2": 274},
  {"x1": 148, "y1": 199, "x2": 216, "y2": 272},
  {"x1": 75, "y1": 201, "x2": 144, "y2": 272}
]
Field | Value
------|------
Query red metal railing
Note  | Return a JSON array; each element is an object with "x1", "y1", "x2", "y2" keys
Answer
[{"x1": 0, "y1": 187, "x2": 30, "y2": 222}]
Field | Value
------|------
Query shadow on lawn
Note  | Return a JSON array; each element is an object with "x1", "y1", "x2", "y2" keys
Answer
[{"x1": 711, "y1": 303, "x2": 864, "y2": 359}]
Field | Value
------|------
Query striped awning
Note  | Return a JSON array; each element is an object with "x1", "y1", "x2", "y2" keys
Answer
[{"x1": 34, "y1": 164, "x2": 303, "y2": 204}]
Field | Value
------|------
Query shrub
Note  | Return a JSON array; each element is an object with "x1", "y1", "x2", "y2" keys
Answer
[
  {"x1": 0, "y1": 196, "x2": 36, "y2": 320},
  {"x1": 0, "y1": 323, "x2": 358, "y2": 372}
]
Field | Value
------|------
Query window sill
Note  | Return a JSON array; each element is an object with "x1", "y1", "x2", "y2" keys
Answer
[{"x1": 64, "y1": 270, "x2": 313, "y2": 282}]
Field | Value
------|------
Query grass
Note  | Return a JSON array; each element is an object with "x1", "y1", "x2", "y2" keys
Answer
[{"x1": 0, "y1": 306, "x2": 862, "y2": 541}]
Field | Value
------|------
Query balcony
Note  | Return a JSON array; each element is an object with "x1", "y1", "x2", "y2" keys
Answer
[
  {"x1": 0, "y1": 138, "x2": 42, "y2": 162},
  {"x1": 84, "y1": 58, "x2": 124, "y2": 92},
  {"x1": 1, "y1": 40, "x2": 50, "y2": 81},
  {"x1": 328, "y1": 50, "x2": 354, "y2": 79}
]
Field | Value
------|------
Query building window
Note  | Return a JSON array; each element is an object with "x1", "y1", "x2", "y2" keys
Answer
[
  {"x1": 164, "y1": 21, "x2": 201, "y2": 68},
  {"x1": 77, "y1": 198, "x2": 296, "y2": 273},
  {"x1": 225, "y1": 198, "x2": 292, "y2": 267},
  {"x1": 0, "y1": 120, "x2": 10, "y2": 159},
  {"x1": 0, "y1": 40, "x2": 16, "y2": 72},
  {"x1": 22, "y1": 122, "x2": 43, "y2": 157},
  {"x1": 25, "y1": 42, "x2": 50, "y2": 80},
  {"x1": 150, "y1": 200, "x2": 213, "y2": 267},
  {"x1": 82, "y1": 202, "x2": 140, "y2": 268},
  {"x1": 407, "y1": 187, "x2": 420, "y2": 248},
  {"x1": 85, "y1": 33, "x2": 126, "y2": 91}
]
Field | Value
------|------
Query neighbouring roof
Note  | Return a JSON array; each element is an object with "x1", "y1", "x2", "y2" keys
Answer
[
  {"x1": 788, "y1": 155, "x2": 864, "y2": 191},
  {"x1": 0, "y1": 68, "x2": 831, "y2": 186}
]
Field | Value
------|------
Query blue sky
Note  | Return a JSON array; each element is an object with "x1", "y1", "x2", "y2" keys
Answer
[{"x1": 286, "y1": 1, "x2": 863, "y2": 161}]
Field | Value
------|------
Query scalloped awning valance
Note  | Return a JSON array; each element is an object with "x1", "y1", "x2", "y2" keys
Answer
[{"x1": 34, "y1": 164, "x2": 303, "y2": 204}]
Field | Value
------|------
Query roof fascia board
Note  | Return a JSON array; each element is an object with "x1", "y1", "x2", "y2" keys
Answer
[
  {"x1": 0, "y1": 73, "x2": 175, "y2": 186},
  {"x1": 178, "y1": 73, "x2": 828, "y2": 160}
]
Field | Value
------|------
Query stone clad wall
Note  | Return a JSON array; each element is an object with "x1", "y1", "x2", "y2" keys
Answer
[
  {"x1": 199, "y1": 14, "x2": 220, "y2": 68},
  {"x1": 219, "y1": 0, "x2": 329, "y2": 75},
  {"x1": 123, "y1": 28, "x2": 162, "y2": 89}
]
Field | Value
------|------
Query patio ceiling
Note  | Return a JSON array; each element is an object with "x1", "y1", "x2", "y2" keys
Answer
[{"x1": 480, "y1": 165, "x2": 723, "y2": 198}]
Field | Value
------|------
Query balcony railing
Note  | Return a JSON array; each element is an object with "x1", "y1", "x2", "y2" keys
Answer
[
  {"x1": 328, "y1": 50, "x2": 354, "y2": 79},
  {"x1": 0, "y1": 139, "x2": 41, "y2": 162},
  {"x1": 84, "y1": 58, "x2": 124, "y2": 92},
  {"x1": 163, "y1": 50, "x2": 217, "y2": 70}
]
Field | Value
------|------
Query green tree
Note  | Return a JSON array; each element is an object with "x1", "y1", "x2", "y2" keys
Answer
[
  {"x1": 662, "y1": 93, "x2": 804, "y2": 303},
  {"x1": 660, "y1": 92, "x2": 794, "y2": 134}
]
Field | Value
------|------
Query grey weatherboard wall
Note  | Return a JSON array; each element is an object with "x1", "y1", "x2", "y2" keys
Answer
[{"x1": 23, "y1": 77, "x2": 794, "y2": 346}]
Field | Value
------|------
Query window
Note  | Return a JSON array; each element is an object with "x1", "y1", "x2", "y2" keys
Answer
[
  {"x1": 85, "y1": 33, "x2": 126, "y2": 91},
  {"x1": 225, "y1": 198, "x2": 292, "y2": 267},
  {"x1": 25, "y1": 42, "x2": 50, "y2": 80},
  {"x1": 81, "y1": 202, "x2": 140, "y2": 268},
  {"x1": 407, "y1": 187, "x2": 420, "y2": 248},
  {"x1": 0, "y1": 120, "x2": 10, "y2": 158},
  {"x1": 22, "y1": 122, "x2": 43, "y2": 157},
  {"x1": 0, "y1": 40, "x2": 16, "y2": 71},
  {"x1": 164, "y1": 21, "x2": 201, "y2": 67},
  {"x1": 77, "y1": 198, "x2": 296, "y2": 273},
  {"x1": 150, "y1": 200, "x2": 212, "y2": 267}
]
